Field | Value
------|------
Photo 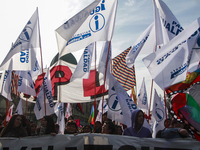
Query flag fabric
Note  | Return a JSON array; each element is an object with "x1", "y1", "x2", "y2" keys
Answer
[
  {"x1": 11, "y1": 71, "x2": 20, "y2": 98},
  {"x1": 54, "y1": 102, "x2": 65, "y2": 134},
  {"x1": 153, "y1": 0, "x2": 183, "y2": 46},
  {"x1": 15, "y1": 99, "x2": 23, "y2": 115},
  {"x1": 65, "y1": 103, "x2": 72, "y2": 119},
  {"x1": 137, "y1": 77, "x2": 148, "y2": 115},
  {"x1": 112, "y1": 47, "x2": 136, "y2": 91},
  {"x1": 34, "y1": 68, "x2": 54, "y2": 120},
  {"x1": 70, "y1": 43, "x2": 94, "y2": 82},
  {"x1": 96, "y1": 99, "x2": 108, "y2": 122},
  {"x1": 152, "y1": 89, "x2": 165, "y2": 138},
  {"x1": 98, "y1": 41, "x2": 112, "y2": 90},
  {"x1": 0, "y1": 9, "x2": 40, "y2": 71},
  {"x1": 0, "y1": 70, "x2": 12, "y2": 101},
  {"x1": 126, "y1": 23, "x2": 153, "y2": 68},
  {"x1": 55, "y1": 0, "x2": 118, "y2": 57},
  {"x1": 143, "y1": 18, "x2": 200, "y2": 90},
  {"x1": 74, "y1": 119, "x2": 80, "y2": 127},
  {"x1": 88, "y1": 105, "x2": 95, "y2": 125},
  {"x1": 6, "y1": 104, "x2": 14, "y2": 122},
  {"x1": 74, "y1": 103, "x2": 84, "y2": 114}
]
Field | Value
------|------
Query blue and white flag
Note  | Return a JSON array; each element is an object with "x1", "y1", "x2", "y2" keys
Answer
[
  {"x1": 15, "y1": 99, "x2": 23, "y2": 115},
  {"x1": 0, "y1": 9, "x2": 40, "y2": 71},
  {"x1": 96, "y1": 99, "x2": 108, "y2": 122},
  {"x1": 70, "y1": 43, "x2": 94, "y2": 82},
  {"x1": 0, "y1": 70, "x2": 12, "y2": 101},
  {"x1": 55, "y1": 0, "x2": 118, "y2": 57},
  {"x1": 143, "y1": 18, "x2": 200, "y2": 90},
  {"x1": 98, "y1": 41, "x2": 112, "y2": 89},
  {"x1": 152, "y1": 89, "x2": 165, "y2": 138},
  {"x1": 34, "y1": 68, "x2": 54, "y2": 120},
  {"x1": 54, "y1": 102, "x2": 65, "y2": 134},
  {"x1": 153, "y1": 0, "x2": 183, "y2": 46},
  {"x1": 137, "y1": 77, "x2": 148, "y2": 115},
  {"x1": 126, "y1": 23, "x2": 153, "y2": 68}
]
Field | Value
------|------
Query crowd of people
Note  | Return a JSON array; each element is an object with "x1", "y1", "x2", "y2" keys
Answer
[{"x1": 0, "y1": 110, "x2": 192, "y2": 140}]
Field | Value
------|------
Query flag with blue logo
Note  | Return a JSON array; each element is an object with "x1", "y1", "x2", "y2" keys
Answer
[
  {"x1": 96, "y1": 99, "x2": 108, "y2": 122},
  {"x1": 15, "y1": 99, "x2": 23, "y2": 115},
  {"x1": 34, "y1": 68, "x2": 54, "y2": 120},
  {"x1": 54, "y1": 102, "x2": 65, "y2": 134},
  {"x1": 137, "y1": 77, "x2": 148, "y2": 115},
  {"x1": 152, "y1": 89, "x2": 165, "y2": 138},
  {"x1": 143, "y1": 18, "x2": 200, "y2": 90},
  {"x1": 0, "y1": 9, "x2": 40, "y2": 71},
  {"x1": 70, "y1": 43, "x2": 94, "y2": 82},
  {"x1": 55, "y1": 0, "x2": 117, "y2": 57}
]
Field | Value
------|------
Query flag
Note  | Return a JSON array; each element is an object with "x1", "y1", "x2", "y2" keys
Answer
[
  {"x1": 15, "y1": 99, "x2": 23, "y2": 115},
  {"x1": 96, "y1": 99, "x2": 108, "y2": 122},
  {"x1": 153, "y1": 0, "x2": 183, "y2": 46},
  {"x1": 152, "y1": 89, "x2": 165, "y2": 138},
  {"x1": 6, "y1": 104, "x2": 14, "y2": 122},
  {"x1": 74, "y1": 103, "x2": 84, "y2": 114},
  {"x1": 126, "y1": 23, "x2": 153, "y2": 68},
  {"x1": 55, "y1": 0, "x2": 117, "y2": 57},
  {"x1": 143, "y1": 18, "x2": 200, "y2": 90},
  {"x1": 0, "y1": 9, "x2": 40, "y2": 71},
  {"x1": 54, "y1": 102, "x2": 65, "y2": 134},
  {"x1": 65, "y1": 103, "x2": 72, "y2": 119},
  {"x1": 88, "y1": 105, "x2": 95, "y2": 125},
  {"x1": 0, "y1": 70, "x2": 12, "y2": 101},
  {"x1": 137, "y1": 77, "x2": 148, "y2": 115},
  {"x1": 34, "y1": 68, "x2": 54, "y2": 120},
  {"x1": 98, "y1": 41, "x2": 112, "y2": 90},
  {"x1": 74, "y1": 119, "x2": 80, "y2": 127},
  {"x1": 11, "y1": 71, "x2": 20, "y2": 98},
  {"x1": 112, "y1": 47, "x2": 136, "y2": 91},
  {"x1": 70, "y1": 43, "x2": 94, "y2": 82}
]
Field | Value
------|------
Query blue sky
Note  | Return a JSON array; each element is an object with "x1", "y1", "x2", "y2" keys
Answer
[{"x1": 0, "y1": 0, "x2": 200, "y2": 101}]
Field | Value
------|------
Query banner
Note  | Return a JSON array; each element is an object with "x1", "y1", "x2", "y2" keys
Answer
[{"x1": 0, "y1": 134, "x2": 199, "y2": 150}]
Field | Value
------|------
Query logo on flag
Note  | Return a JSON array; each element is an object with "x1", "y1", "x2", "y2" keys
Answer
[
  {"x1": 89, "y1": 13, "x2": 105, "y2": 32},
  {"x1": 154, "y1": 107, "x2": 164, "y2": 122}
]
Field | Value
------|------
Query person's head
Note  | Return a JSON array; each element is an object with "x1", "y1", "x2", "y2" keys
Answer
[
  {"x1": 65, "y1": 120, "x2": 78, "y2": 134},
  {"x1": 30, "y1": 123, "x2": 37, "y2": 133},
  {"x1": 82, "y1": 125, "x2": 92, "y2": 133},
  {"x1": 116, "y1": 125, "x2": 123, "y2": 135},
  {"x1": 131, "y1": 110, "x2": 144, "y2": 131},
  {"x1": 68, "y1": 116, "x2": 74, "y2": 121},
  {"x1": 102, "y1": 121, "x2": 115, "y2": 134},
  {"x1": 102, "y1": 112, "x2": 108, "y2": 123},
  {"x1": 95, "y1": 121, "x2": 101, "y2": 129},
  {"x1": 42, "y1": 116, "x2": 56, "y2": 134},
  {"x1": 55, "y1": 123, "x2": 60, "y2": 134}
]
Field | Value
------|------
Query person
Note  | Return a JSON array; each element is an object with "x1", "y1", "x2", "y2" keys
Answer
[
  {"x1": 102, "y1": 121, "x2": 115, "y2": 134},
  {"x1": 29, "y1": 123, "x2": 37, "y2": 136},
  {"x1": 38, "y1": 116, "x2": 56, "y2": 136},
  {"x1": 64, "y1": 120, "x2": 78, "y2": 134},
  {"x1": 116, "y1": 125, "x2": 123, "y2": 135},
  {"x1": 0, "y1": 114, "x2": 28, "y2": 138},
  {"x1": 55, "y1": 123, "x2": 60, "y2": 134},
  {"x1": 123, "y1": 110, "x2": 152, "y2": 138},
  {"x1": 81, "y1": 125, "x2": 92, "y2": 133},
  {"x1": 94, "y1": 121, "x2": 101, "y2": 133}
]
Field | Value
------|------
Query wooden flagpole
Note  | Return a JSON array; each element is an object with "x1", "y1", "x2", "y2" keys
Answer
[{"x1": 93, "y1": 42, "x2": 97, "y2": 132}]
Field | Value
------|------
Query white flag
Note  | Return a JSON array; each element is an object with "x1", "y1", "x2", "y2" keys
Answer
[
  {"x1": 98, "y1": 99, "x2": 108, "y2": 113},
  {"x1": 152, "y1": 89, "x2": 165, "y2": 138},
  {"x1": 0, "y1": 9, "x2": 40, "y2": 71},
  {"x1": 55, "y1": 0, "x2": 117, "y2": 57},
  {"x1": 143, "y1": 18, "x2": 200, "y2": 90},
  {"x1": 34, "y1": 68, "x2": 54, "y2": 120},
  {"x1": 95, "y1": 111, "x2": 102, "y2": 122},
  {"x1": 15, "y1": 99, "x2": 23, "y2": 115},
  {"x1": 6, "y1": 104, "x2": 14, "y2": 122},
  {"x1": 137, "y1": 77, "x2": 148, "y2": 115},
  {"x1": 153, "y1": 0, "x2": 183, "y2": 46},
  {"x1": 17, "y1": 72, "x2": 36, "y2": 96},
  {"x1": 98, "y1": 41, "x2": 112, "y2": 90},
  {"x1": 0, "y1": 70, "x2": 12, "y2": 101},
  {"x1": 126, "y1": 23, "x2": 153, "y2": 68},
  {"x1": 65, "y1": 103, "x2": 72, "y2": 119},
  {"x1": 54, "y1": 102, "x2": 65, "y2": 134},
  {"x1": 70, "y1": 43, "x2": 94, "y2": 82}
]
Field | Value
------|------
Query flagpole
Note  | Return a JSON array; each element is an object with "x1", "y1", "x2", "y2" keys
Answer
[
  {"x1": 164, "y1": 91, "x2": 168, "y2": 127},
  {"x1": 37, "y1": 7, "x2": 46, "y2": 116},
  {"x1": 101, "y1": 41, "x2": 111, "y2": 125},
  {"x1": 93, "y1": 42, "x2": 97, "y2": 132}
]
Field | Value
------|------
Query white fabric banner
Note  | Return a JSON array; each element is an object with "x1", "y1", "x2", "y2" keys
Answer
[
  {"x1": 143, "y1": 18, "x2": 200, "y2": 90},
  {"x1": 0, "y1": 134, "x2": 199, "y2": 150},
  {"x1": 0, "y1": 9, "x2": 40, "y2": 71},
  {"x1": 154, "y1": 0, "x2": 183, "y2": 45},
  {"x1": 70, "y1": 43, "x2": 94, "y2": 82},
  {"x1": 15, "y1": 99, "x2": 23, "y2": 115},
  {"x1": 137, "y1": 77, "x2": 148, "y2": 115},
  {"x1": 152, "y1": 89, "x2": 165, "y2": 138},
  {"x1": 0, "y1": 70, "x2": 12, "y2": 101},
  {"x1": 55, "y1": 0, "x2": 117, "y2": 57},
  {"x1": 126, "y1": 23, "x2": 153, "y2": 68}
]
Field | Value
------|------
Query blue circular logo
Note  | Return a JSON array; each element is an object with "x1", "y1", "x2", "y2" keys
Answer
[
  {"x1": 89, "y1": 13, "x2": 105, "y2": 32},
  {"x1": 19, "y1": 26, "x2": 32, "y2": 42},
  {"x1": 108, "y1": 93, "x2": 121, "y2": 111},
  {"x1": 155, "y1": 108, "x2": 164, "y2": 122}
]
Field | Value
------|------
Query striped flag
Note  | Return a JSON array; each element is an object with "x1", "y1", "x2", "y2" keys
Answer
[
  {"x1": 112, "y1": 47, "x2": 136, "y2": 91},
  {"x1": 88, "y1": 105, "x2": 95, "y2": 125}
]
